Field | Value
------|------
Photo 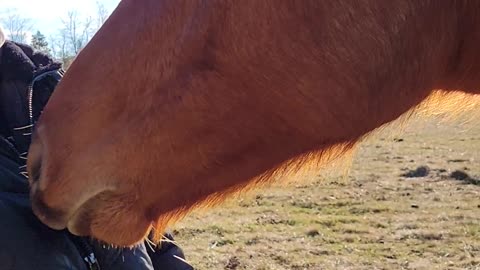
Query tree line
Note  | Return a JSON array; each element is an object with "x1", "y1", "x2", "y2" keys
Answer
[{"x1": 1, "y1": 2, "x2": 110, "y2": 68}]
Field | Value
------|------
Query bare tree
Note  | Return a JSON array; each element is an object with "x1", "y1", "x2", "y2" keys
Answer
[
  {"x1": 48, "y1": 35, "x2": 58, "y2": 58},
  {"x1": 61, "y1": 10, "x2": 94, "y2": 55},
  {"x1": 1, "y1": 9, "x2": 32, "y2": 43},
  {"x1": 96, "y1": 1, "x2": 110, "y2": 29},
  {"x1": 48, "y1": 5, "x2": 113, "y2": 65},
  {"x1": 81, "y1": 15, "x2": 94, "y2": 48},
  {"x1": 49, "y1": 30, "x2": 67, "y2": 61}
]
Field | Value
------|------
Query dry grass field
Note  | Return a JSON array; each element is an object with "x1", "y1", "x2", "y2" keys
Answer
[{"x1": 173, "y1": 113, "x2": 480, "y2": 270}]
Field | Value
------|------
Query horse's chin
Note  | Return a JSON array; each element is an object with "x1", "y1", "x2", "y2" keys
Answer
[
  {"x1": 66, "y1": 196, "x2": 153, "y2": 247},
  {"x1": 67, "y1": 219, "x2": 150, "y2": 247}
]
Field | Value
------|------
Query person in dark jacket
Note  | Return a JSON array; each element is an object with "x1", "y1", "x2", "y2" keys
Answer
[{"x1": 0, "y1": 28, "x2": 193, "y2": 270}]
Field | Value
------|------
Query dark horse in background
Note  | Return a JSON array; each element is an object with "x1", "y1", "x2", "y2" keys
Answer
[{"x1": 27, "y1": 0, "x2": 480, "y2": 246}]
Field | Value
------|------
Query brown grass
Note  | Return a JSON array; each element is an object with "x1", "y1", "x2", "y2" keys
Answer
[{"x1": 172, "y1": 112, "x2": 480, "y2": 270}]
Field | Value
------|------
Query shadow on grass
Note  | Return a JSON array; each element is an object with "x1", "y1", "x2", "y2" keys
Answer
[{"x1": 450, "y1": 170, "x2": 480, "y2": 186}]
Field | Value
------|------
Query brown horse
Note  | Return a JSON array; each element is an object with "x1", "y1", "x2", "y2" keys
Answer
[{"x1": 27, "y1": 0, "x2": 480, "y2": 246}]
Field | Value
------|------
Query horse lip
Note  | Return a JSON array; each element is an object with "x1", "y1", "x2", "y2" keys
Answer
[
  {"x1": 31, "y1": 182, "x2": 97, "y2": 236},
  {"x1": 30, "y1": 183, "x2": 70, "y2": 230}
]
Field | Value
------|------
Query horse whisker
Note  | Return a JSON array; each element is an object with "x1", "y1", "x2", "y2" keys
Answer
[
  {"x1": 145, "y1": 239, "x2": 156, "y2": 253},
  {"x1": 159, "y1": 233, "x2": 180, "y2": 248},
  {"x1": 145, "y1": 236, "x2": 157, "y2": 248},
  {"x1": 161, "y1": 238, "x2": 178, "y2": 246}
]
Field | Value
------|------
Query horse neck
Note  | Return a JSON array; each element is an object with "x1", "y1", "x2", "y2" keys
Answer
[
  {"x1": 441, "y1": 5, "x2": 480, "y2": 94},
  {"x1": 76, "y1": 0, "x2": 480, "y2": 222}
]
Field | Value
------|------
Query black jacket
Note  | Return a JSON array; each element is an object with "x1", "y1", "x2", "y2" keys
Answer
[{"x1": 0, "y1": 41, "x2": 193, "y2": 270}]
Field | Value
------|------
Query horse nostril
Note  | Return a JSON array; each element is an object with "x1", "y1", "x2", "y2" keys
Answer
[
  {"x1": 27, "y1": 133, "x2": 44, "y2": 184},
  {"x1": 29, "y1": 155, "x2": 42, "y2": 183}
]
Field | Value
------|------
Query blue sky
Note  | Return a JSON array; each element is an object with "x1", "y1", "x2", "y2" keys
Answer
[{"x1": 0, "y1": 0, "x2": 121, "y2": 36}]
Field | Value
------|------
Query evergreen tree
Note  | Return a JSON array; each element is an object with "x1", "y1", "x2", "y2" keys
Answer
[{"x1": 31, "y1": 31, "x2": 50, "y2": 55}]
